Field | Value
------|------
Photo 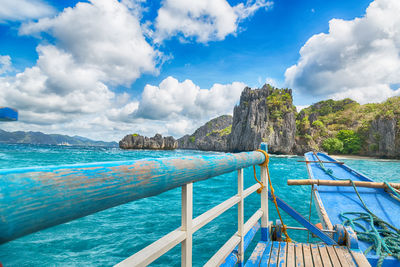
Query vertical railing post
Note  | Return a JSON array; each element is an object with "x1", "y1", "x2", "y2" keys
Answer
[
  {"x1": 181, "y1": 182, "x2": 193, "y2": 267},
  {"x1": 237, "y1": 168, "x2": 244, "y2": 266},
  {"x1": 260, "y1": 143, "x2": 269, "y2": 241}
]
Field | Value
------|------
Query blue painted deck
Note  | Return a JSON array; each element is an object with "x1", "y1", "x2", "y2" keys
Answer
[
  {"x1": 305, "y1": 152, "x2": 400, "y2": 266},
  {"x1": 0, "y1": 107, "x2": 18, "y2": 121},
  {"x1": 246, "y1": 241, "x2": 367, "y2": 266}
]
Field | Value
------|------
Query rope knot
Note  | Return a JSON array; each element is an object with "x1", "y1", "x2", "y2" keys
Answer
[
  {"x1": 256, "y1": 149, "x2": 269, "y2": 167},
  {"x1": 256, "y1": 185, "x2": 264, "y2": 194}
]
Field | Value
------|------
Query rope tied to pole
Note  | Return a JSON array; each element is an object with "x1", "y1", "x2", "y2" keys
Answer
[
  {"x1": 253, "y1": 149, "x2": 292, "y2": 242},
  {"x1": 253, "y1": 149, "x2": 269, "y2": 193}
]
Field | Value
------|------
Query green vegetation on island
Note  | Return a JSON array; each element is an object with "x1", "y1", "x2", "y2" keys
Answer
[
  {"x1": 296, "y1": 96, "x2": 400, "y2": 158},
  {"x1": 266, "y1": 85, "x2": 296, "y2": 125},
  {"x1": 207, "y1": 125, "x2": 232, "y2": 137}
]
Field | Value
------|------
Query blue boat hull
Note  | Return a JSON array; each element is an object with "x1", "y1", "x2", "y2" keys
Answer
[
  {"x1": 0, "y1": 107, "x2": 18, "y2": 121},
  {"x1": 305, "y1": 152, "x2": 400, "y2": 267}
]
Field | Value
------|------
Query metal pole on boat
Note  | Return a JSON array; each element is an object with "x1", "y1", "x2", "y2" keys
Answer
[{"x1": 260, "y1": 143, "x2": 269, "y2": 241}]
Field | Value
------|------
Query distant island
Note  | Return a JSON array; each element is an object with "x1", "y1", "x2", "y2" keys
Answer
[
  {"x1": 119, "y1": 133, "x2": 177, "y2": 150},
  {"x1": 0, "y1": 129, "x2": 118, "y2": 147},
  {"x1": 120, "y1": 84, "x2": 400, "y2": 159}
]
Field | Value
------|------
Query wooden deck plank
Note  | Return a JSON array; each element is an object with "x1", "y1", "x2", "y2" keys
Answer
[
  {"x1": 334, "y1": 246, "x2": 356, "y2": 267},
  {"x1": 269, "y1": 242, "x2": 280, "y2": 267},
  {"x1": 251, "y1": 241, "x2": 370, "y2": 267},
  {"x1": 326, "y1": 246, "x2": 341, "y2": 266},
  {"x1": 277, "y1": 242, "x2": 287, "y2": 267},
  {"x1": 310, "y1": 243, "x2": 323, "y2": 267},
  {"x1": 350, "y1": 250, "x2": 371, "y2": 267},
  {"x1": 245, "y1": 241, "x2": 268, "y2": 267},
  {"x1": 318, "y1": 244, "x2": 333, "y2": 267},
  {"x1": 286, "y1": 242, "x2": 295, "y2": 267},
  {"x1": 295, "y1": 243, "x2": 304, "y2": 267},
  {"x1": 260, "y1": 241, "x2": 274, "y2": 266},
  {"x1": 302, "y1": 244, "x2": 313, "y2": 267},
  {"x1": 341, "y1": 247, "x2": 357, "y2": 267}
]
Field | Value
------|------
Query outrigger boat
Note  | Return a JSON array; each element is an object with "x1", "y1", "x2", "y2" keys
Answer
[{"x1": 289, "y1": 152, "x2": 400, "y2": 267}]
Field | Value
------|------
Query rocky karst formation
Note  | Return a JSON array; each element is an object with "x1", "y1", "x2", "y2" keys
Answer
[
  {"x1": 119, "y1": 83, "x2": 400, "y2": 158},
  {"x1": 178, "y1": 115, "x2": 232, "y2": 151},
  {"x1": 119, "y1": 133, "x2": 177, "y2": 150},
  {"x1": 228, "y1": 84, "x2": 296, "y2": 154},
  {"x1": 365, "y1": 117, "x2": 399, "y2": 158},
  {"x1": 179, "y1": 85, "x2": 298, "y2": 154}
]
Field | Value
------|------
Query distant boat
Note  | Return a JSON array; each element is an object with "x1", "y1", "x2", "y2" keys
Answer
[
  {"x1": 58, "y1": 142, "x2": 72, "y2": 146},
  {"x1": 0, "y1": 107, "x2": 18, "y2": 121}
]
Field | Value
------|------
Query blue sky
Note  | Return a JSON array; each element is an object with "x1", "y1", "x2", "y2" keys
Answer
[{"x1": 1, "y1": 0, "x2": 399, "y2": 141}]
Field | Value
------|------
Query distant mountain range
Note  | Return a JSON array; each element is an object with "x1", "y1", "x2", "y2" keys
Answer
[{"x1": 0, "y1": 129, "x2": 118, "y2": 147}]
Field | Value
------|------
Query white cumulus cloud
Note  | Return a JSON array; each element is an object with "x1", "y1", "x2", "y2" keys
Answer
[
  {"x1": 0, "y1": 55, "x2": 12, "y2": 74},
  {"x1": 135, "y1": 76, "x2": 245, "y2": 121},
  {"x1": 154, "y1": 0, "x2": 273, "y2": 43},
  {"x1": 285, "y1": 0, "x2": 400, "y2": 104},
  {"x1": 0, "y1": 0, "x2": 161, "y2": 140},
  {"x1": 1, "y1": 45, "x2": 115, "y2": 125},
  {"x1": 20, "y1": 0, "x2": 162, "y2": 86},
  {"x1": 0, "y1": 0, "x2": 55, "y2": 23},
  {"x1": 0, "y1": 0, "x2": 251, "y2": 140},
  {"x1": 1, "y1": 0, "x2": 160, "y2": 124}
]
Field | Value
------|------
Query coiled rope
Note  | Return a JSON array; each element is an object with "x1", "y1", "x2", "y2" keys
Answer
[
  {"x1": 313, "y1": 152, "x2": 400, "y2": 266},
  {"x1": 254, "y1": 149, "x2": 292, "y2": 242}
]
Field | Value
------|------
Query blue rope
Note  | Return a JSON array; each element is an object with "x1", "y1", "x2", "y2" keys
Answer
[
  {"x1": 314, "y1": 153, "x2": 400, "y2": 266},
  {"x1": 385, "y1": 182, "x2": 400, "y2": 200}
]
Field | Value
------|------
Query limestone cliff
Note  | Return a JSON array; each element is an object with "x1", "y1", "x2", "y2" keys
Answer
[
  {"x1": 119, "y1": 133, "x2": 177, "y2": 150},
  {"x1": 364, "y1": 117, "x2": 400, "y2": 158},
  {"x1": 120, "y1": 87, "x2": 400, "y2": 158},
  {"x1": 229, "y1": 84, "x2": 296, "y2": 153},
  {"x1": 178, "y1": 115, "x2": 232, "y2": 151}
]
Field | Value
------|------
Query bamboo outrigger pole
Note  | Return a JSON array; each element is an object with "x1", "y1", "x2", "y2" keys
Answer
[
  {"x1": 287, "y1": 179, "x2": 400, "y2": 190},
  {"x1": 297, "y1": 160, "x2": 344, "y2": 164}
]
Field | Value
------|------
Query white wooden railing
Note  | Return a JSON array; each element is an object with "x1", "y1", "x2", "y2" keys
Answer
[{"x1": 115, "y1": 163, "x2": 268, "y2": 267}]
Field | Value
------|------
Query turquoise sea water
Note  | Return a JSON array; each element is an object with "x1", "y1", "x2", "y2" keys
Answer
[{"x1": 0, "y1": 144, "x2": 399, "y2": 266}]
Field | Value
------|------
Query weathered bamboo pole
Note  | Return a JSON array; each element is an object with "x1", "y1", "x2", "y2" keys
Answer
[
  {"x1": 0, "y1": 151, "x2": 266, "y2": 244},
  {"x1": 297, "y1": 160, "x2": 344, "y2": 164},
  {"x1": 287, "y1": 179, "x2": 400, "y2": 189}
]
